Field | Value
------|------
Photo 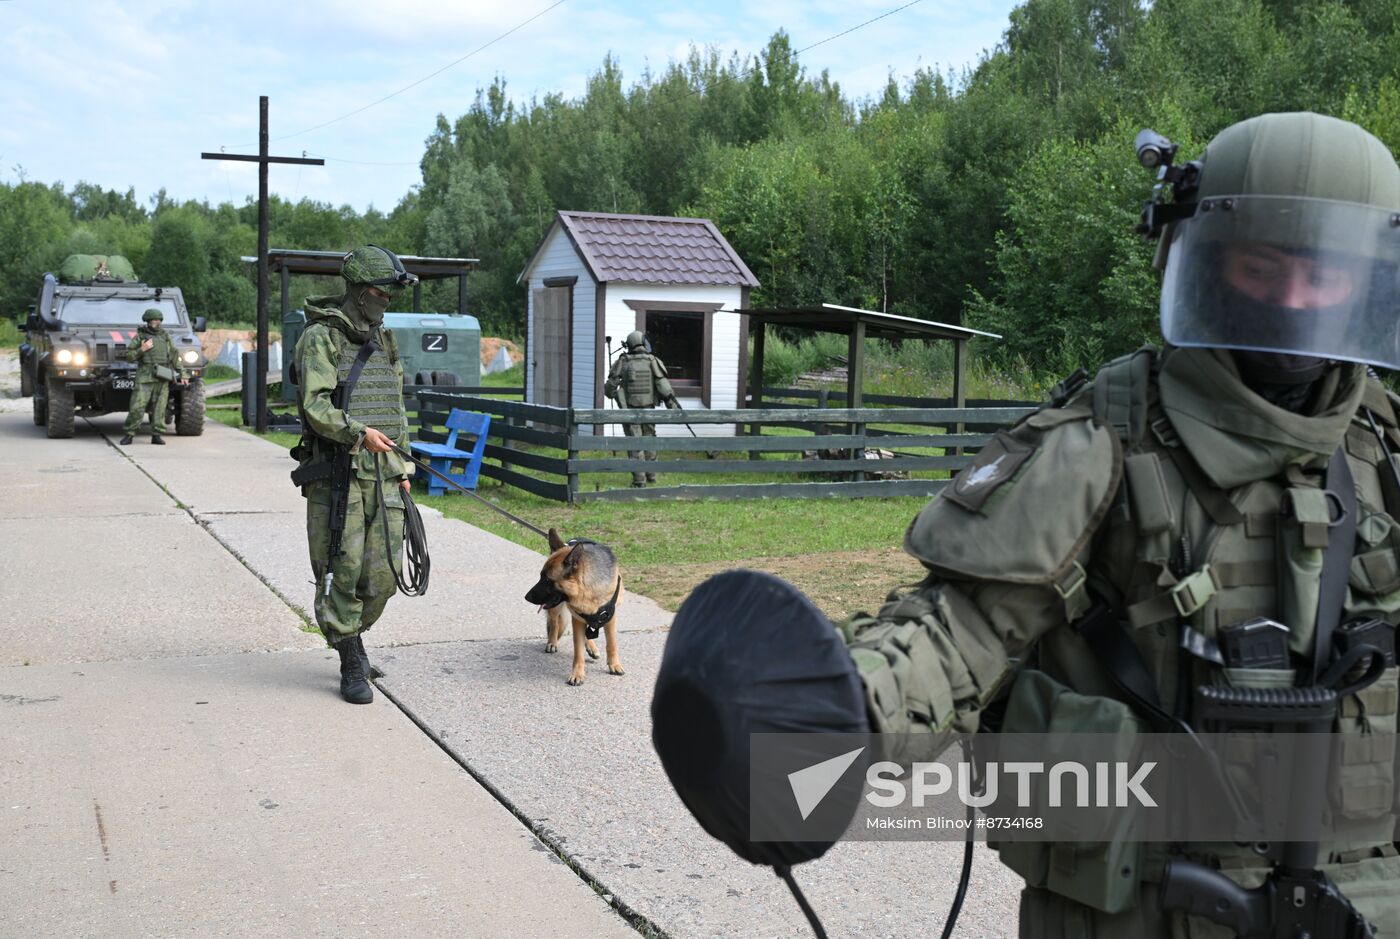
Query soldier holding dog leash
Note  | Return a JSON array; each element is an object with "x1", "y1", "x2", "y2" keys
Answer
[{"x1": 291, "y1": 244, "x2": 419, "y2": 706}]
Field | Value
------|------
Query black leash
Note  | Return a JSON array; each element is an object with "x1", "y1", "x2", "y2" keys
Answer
[
  {"x1": 373, "y1": 451, "x2": 430, "y2": 597},
  {"x1": 389, "y1": 442, "x2": 551, "y2": 540},
  {"x1": 774, "y1": 866, "x2": 828, "y2": 939}
]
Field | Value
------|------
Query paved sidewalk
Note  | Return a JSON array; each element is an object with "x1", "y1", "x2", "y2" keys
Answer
[
  {"x1": 1, "y1": 410, "x2": 1023, "y2": 937},
  {"x1": 0, "y1": 413, "x2": 633, "y2": 938}
]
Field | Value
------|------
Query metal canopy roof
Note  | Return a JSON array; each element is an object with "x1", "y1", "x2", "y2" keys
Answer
[
  {"x1": 741, "y1": 303, "x2": 1001, "y2": 342},
  {"x1": 244, "y1": 249, "x2": 480, "y2": 279}
]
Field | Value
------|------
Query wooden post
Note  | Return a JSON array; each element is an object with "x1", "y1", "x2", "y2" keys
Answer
[
  {"x1": 848, "y1": 319, "x2": 866, "y2": 482},
  {"x1": 200, "y1": 98, "x2": 322, "y2": 433},
  {"x1": 953, "y1": 338, "x2": 967, "y2": 457},
  {"x1": 749, "y1": 322, "x2": 766, "y2": 461},
  {"x1": 566, "y1": 409, "x2": 579, "y2": 503}
]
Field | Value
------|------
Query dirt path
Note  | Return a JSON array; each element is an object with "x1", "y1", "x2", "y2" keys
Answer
[{"x1": 629, "y1": 545, "x2": 927, "y2": 620}]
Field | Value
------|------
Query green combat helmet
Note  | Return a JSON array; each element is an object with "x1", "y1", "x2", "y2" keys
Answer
[
  {"x1": 625, "y1": 330, "x2": 646, "y2": 352},
  {"x1": 340, "y1": 244, "x2": 419, "y2": 292},
  {"x1": 142, "y1": 308, "x2": 163, "y2": 323},
  {"x1": 1143, "y1": 112, "x2": 1400, "y2": 373}
]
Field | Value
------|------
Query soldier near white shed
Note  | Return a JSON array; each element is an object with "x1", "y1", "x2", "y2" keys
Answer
[{"x1": 605, "y1": 330, "x2": 678, "y2": 487}]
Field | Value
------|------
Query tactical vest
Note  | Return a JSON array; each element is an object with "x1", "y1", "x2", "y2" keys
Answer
[
  {"x1": 620, "y1": 354, "x2": 657, "y2": 407},
  {"x1": 1081, "y1": 349, "x2": 1398, "y2": 858},
  {"x1": 328, "y1": 326, "x2": 404, "y2": 439},
  {"x1": 133, "y1": 329, "x2": 176, "y2": 382}
]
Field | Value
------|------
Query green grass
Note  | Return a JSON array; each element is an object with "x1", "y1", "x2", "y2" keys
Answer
[
  {"x1": 0, "y1": 319, "x2": 21, "y2": 348},
  {"x1": 203, "y1": 363, "x2": 241, "y2": 381},
  {"x1": 480, "y1": 362, "x2": 523, "y2": 387},
  {"x1": 207, "y1": 407, "x2": 302, "y2": 449}
]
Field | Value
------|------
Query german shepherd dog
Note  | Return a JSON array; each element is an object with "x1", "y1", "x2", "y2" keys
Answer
[{"x1": 524, "y1": 528, "x2": 625, "y2": 685}]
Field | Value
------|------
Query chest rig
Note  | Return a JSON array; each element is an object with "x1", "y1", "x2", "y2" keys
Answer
[{"x1": 326, "y1": 325, "x2": 403, "y2": 439}]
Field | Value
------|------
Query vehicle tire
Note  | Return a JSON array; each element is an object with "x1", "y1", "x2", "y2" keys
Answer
[
  {"x1": 45, "y1": 373, "x2": 74, "y2": 438},
  {"x1": 432, "y1": 370, "x2": 460, "y2": 387},
  {"x1": 415, "y1": 371, "x2": 434, "y2": 386},
  {"x1": 32, "y1": 379, "x2": 46, "y2": 426},
  {"x1": 176, "y1": 378, "x2": 206, "y2": 436},
  {"x1": 20, "y1": 358, "x2": 33, "y2": 397}
]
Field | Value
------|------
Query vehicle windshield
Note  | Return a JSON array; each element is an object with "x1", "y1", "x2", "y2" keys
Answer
[{"x1": 57, "y1": 296, "x2": 182, "y2": 327}]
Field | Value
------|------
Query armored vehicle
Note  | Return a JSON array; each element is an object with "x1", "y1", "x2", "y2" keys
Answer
[{"x1": 18, "y1": 254, "x2": 208, "y2": 438}]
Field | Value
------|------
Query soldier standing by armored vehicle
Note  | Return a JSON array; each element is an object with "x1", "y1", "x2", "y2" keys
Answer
[
  {"x1": 291, "y1": 245, "x2": 417, "y2": 705},
  {"x1": 655, "y1": 112, "x2": 1400, "y2": 937},
  {"x1": 605, "y1": 330, "x2": 678, "y2": 487},
  {"x1": 119, "y1": 308, "x2": 186, "y2": 445}
]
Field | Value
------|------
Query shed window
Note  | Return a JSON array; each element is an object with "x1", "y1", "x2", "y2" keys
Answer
[{"x1": 647, "y1": 311, "x2": 704, "y2": 387}]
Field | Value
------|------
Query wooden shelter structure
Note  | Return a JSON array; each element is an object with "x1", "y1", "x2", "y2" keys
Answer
[
  {"x1": 741, "y1": 303, "x2": 1002, "y2": 412},
  {"x1": 253, "y1": 249, "x2": 480, "y2": 321}
]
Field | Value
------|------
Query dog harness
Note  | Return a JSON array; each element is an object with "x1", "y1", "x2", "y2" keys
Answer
[{"x1": 565, "y1": 539, "x2": 622, "y2": 639}]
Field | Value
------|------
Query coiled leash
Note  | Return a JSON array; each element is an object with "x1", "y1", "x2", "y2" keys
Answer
[{"x1": 373, "y1": 451, "x2": 430, "y2": 597}]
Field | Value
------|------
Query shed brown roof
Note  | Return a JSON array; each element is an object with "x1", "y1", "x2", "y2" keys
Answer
[{"x1": 521, "y1": 211, "x2": 760, "y2": 288}]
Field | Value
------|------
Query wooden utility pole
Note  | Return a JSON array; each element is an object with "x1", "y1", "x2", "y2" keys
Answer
[{"x1": 202, "y1": 96, "x2": 323, "y2": 433}]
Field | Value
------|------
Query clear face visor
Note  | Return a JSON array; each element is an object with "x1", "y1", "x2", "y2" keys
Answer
[{"x1": 1161, "y1": 195, "x2": 1400, "y2": 371}]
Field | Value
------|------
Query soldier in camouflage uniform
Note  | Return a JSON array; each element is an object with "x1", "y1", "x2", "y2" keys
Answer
[
  {"x1": 293, "y1": 245, "x2": 417, "y2": 705},
  {"x1": 119, "y1": 308, "x2": 184, "y2": 445},
  {"x1": 605, "y1": 330, "x2": 678, "y2": 486}
]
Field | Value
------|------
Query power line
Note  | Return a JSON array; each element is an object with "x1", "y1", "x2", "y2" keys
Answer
[
  {"x1": 795, "y1": 0, "x2": 927, "y2": 55},
  {"x1": 225, "y1": 0, "x2": 568, "y2": 150},
  {"x1": 668, "y1": 0, "x2": 930, "y2": 103}
]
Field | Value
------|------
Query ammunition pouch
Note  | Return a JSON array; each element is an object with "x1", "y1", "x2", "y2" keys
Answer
[
  {"x1": 154, "y1": 365, "x2": 176, "y2": 382},
  {"x1": 989, "y1": 669, "x2": 1146, "y2": 915}
]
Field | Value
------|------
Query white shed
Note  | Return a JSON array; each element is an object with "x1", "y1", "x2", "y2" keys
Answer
[{"x1": 518, "y1": 210, "x2": 760, "y2": 437}]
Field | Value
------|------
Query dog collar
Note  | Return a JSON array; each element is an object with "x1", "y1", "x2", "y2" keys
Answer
[{"x1": 581, "y1": 576, "x2": 622, "y2": 640}]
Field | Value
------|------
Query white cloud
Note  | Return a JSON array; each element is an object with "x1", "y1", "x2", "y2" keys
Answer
[{"x1": 0, "y1": 0, "x2": 1017, "y2": 210}]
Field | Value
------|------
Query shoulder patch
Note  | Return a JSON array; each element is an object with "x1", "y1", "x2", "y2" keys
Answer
[
  {"x1": 904, "y1": 410, "x2": 1123, "y2": 585},
  {"x1": 944, "y1": 435, "x2": 1037, "y2": 513}
]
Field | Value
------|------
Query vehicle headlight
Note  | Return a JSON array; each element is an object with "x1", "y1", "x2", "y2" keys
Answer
[
  {"x1": 73, "y1": 351, "x2": 88, "y2": 366},
  {"x1": 182, "y1": 350, "x2": 199, "y2": 364},
  {"x1": 56, "y1": 349, "x2": 73, "y2": 365}
]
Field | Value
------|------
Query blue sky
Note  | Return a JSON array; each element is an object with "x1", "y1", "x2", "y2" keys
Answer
[{"x1": 0, "y1": 0, "x2": 1019, "y2": 213}]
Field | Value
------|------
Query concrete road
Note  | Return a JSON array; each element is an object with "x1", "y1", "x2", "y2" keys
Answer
[
  {"x1": 0, "y1": 401, "x2": 1022, "y2": 938},
  {"x1": 0, "y1": 411, "x2": 634, "y2": 938}
]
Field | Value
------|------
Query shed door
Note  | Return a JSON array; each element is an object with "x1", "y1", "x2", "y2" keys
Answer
[{"x1": 533, "y1": 286, "x2": 571, "y2": 409}]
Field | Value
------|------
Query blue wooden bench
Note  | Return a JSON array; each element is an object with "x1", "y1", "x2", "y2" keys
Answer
[{"x1": 409, "y1": 408, "x2": 492, "y2": 495}]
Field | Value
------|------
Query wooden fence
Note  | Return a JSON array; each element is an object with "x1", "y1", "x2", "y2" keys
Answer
[{"x1": 413, "y1": 389, "x2": 1036, "y2": 503}]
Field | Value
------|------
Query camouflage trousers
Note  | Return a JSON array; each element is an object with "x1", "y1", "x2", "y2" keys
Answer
[
  {"x1": 623, "y1": 422, "x2": 657, "y2": 484},
  {"x1": 305, "y1": 475, "x2": 405, "y2": 644},
  {"x1": 1016, "y1": 851, "x2": 1400, "y2": 938},
  {"x1": 122, "y1": 380, "x2": 169, "y2": 435}
]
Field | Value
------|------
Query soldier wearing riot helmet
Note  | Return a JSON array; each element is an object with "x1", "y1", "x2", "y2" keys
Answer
[
  {"x1": 652, "y1": 112, "x2": 1400, "y2": 936},
  {"x1": 119, "y1": 308, "x2": 186, "y2": 445},
  {"x1": 605, "y1": 330, "x2": 679, "y2": 487},
  {"x1": 292, "y1": 244, "x2": 417, "y2": 705}
]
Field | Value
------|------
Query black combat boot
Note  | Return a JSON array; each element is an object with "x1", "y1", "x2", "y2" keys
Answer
[
  {"x1": 151, "y1": 435, "x2": 166, "y2": 445},
  {"x1": 335, "y1": 637, "x2": 373, "y2": 704},
  {"x1": 119, "y1": 435, "x2": 133, "y2": 445}
]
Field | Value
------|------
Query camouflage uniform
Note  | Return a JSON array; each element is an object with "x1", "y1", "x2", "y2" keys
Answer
[
  {"x1": 605, "y1": 331, "x2": 677, "y2": 486},
  {"x1": 122, "y1": 309, "x2": 181, "y2": 438},
  {"x1": 839, "y1": 114, "x2": 1400, "y2": 934},
  {"x1": 293, "y1": 245, "x2": 417, "y2": 704}
]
